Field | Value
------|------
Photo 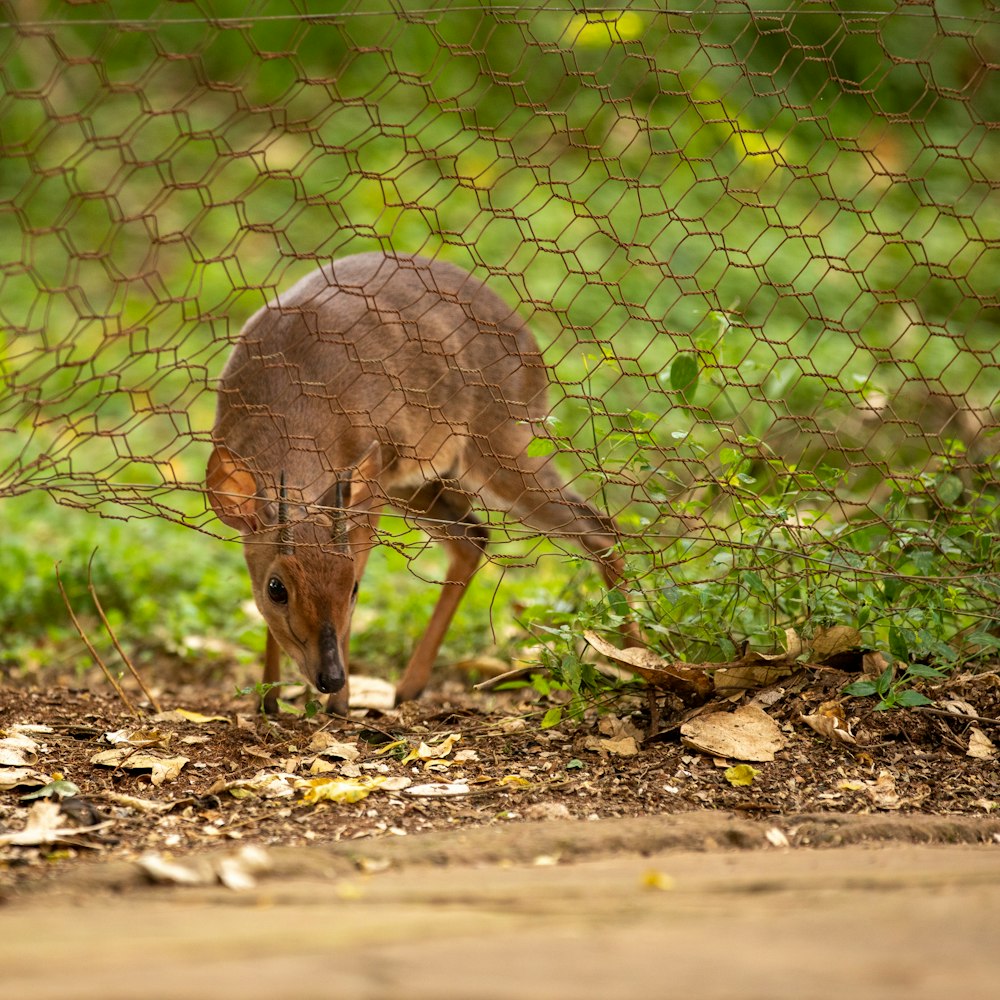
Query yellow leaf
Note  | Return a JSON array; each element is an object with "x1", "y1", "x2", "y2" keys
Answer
[
  {"x1": 724, "y1": 764, "x2": 760, "y2": 787},
  {"x1": 641, "y1": 870, "x2": 676, "y2": 891},
  {"x1": 309, "y1": 758, "x2": 338, "y2": 774},
  {"x1": 401, "y1": 733, "x2": 461, "y2": 764},
  {"x1": 296, "y1": 776, "x2": 385, "y2": 805},
  {"x1": 837, "y1": 780, "x2": 865, "y2": 792},
  {"x1": 499, "y1": 775, "x2": 531, "y2": 789},
  {"x1": 177, "y1": 709, "x2": 230, "y2": 724},
  {"x1": 156, "y1": 709, "x2": 230, "y2": 725}
]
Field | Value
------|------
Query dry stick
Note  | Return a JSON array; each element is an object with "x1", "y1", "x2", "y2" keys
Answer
[
  {"x1": 473, "y1": 664, "x2": 544, "y2": 691},
  {"x1": 55, "y1": 562, "x2": 138, "y2": 718},
  {"x1": 913, "y1": 705, "x2": 1000, "y2": 729},
  {"x1": 87, "y1": 551, "x2": 162, "y2": 713}
]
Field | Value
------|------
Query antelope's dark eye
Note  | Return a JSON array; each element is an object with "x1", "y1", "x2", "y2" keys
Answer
[
  {"x1": 267, "y1": 577, "x2": 288, "y2": 605},
  {"x1": 351, "y1": 580, "x2": 359, "y2": 600}
]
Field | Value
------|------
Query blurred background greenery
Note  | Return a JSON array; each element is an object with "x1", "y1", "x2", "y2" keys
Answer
[{"x1": 1, "y1": 1, "x2": 997, "y2": 690}]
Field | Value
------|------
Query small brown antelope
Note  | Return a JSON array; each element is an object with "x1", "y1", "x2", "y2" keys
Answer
[{"x1": 207, "y1": 252, "x2": 635, "y2": 714}]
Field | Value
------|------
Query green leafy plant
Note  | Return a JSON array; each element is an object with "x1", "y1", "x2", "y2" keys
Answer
[
  {"x1": 235, "y1": 681, "x2": 322, "y2": 718},
  {"x1": 843, "y1": 661, "x2": 943, "y2": 711}
]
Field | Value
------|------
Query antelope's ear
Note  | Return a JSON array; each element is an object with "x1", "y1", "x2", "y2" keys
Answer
[{"x1": 207, "y1": 446, "x2": 262, "y2": 533}]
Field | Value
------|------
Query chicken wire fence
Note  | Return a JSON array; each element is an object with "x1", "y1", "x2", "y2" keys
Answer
[{"x1": 1, "y1": 2, "x2": 998, "y2": 663}]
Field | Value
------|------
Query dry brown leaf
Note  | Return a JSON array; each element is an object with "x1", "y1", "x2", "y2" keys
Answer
[
  {"x1": 713, "y1": 660, "x2": 796, "y2": 695},
  {"x1": 681, "y1": 704, "x2": 788, "y2": 762},
  {"x1": 866, "y1": 769, "x2": 901, "y2": 810},
  {"x1": 862, "y1": 650, "x2": 891, "y2": 677},
  {"x1": 153, "y1": 709, "x2": 230, "y2": 725},
  {"x1": 138, "y1": 852, "x2": 215, "y2": 886},
  {"x1": 0, "y1": 799, "x2": 113, "y2": 846},
  {"x1": 307, "y1": 733, "x2": 361, "y2": 760},
  {"x1": 102, "y1": 791, "x2": 173, "y2": 813},
  {"x1": 601, "y1": 736, "x2": 640, "y2": 756},
  {"x1": 812, "y1": 625, "x2": 863, "y2": 663},
  {"x1": 584, "y1": 734, "x2": 638, "y2": 756},
  {"x1": 402, "y1": 733, "x2": 461, "y2": 764},
  {"x1": 231, "y1": 770, "x2": 298, "y2": 798},
  {"x1": 967, "y1": 727, "x2": 997, "y2": 761},
  {"x1": 0, "y1": 766, "x2": 51, "y2": 791},
  {"x1": 451, "y1": 655, "x2": 511, "y2": 678},
  {"x1": 765, "y1": 827, "x2": 790, "y2": 847},
  {"x1": 801, "y1": 712, "x2": 857, "y2": 745},
  {"x1": 347, "y1": 675, "x2": 396, "y2": 710},
  {"x1": 90, "y1": 747, "x2": 189, "y2": 786},
  {"x1": 583, "y1": 630, "x2": 712, "y2": 700},
  {"x1": 405, "y1": 782, "x2": 471, "y2": 797},
  {"x1": 0, "y1": 735, "x2": 40, "y2": 767},
  {"x1": 598, "y1": 715, "x2": 644, "y2": 742},
  {"x1": 138, "y1": 845, "x2": 272, "y2": 890},
  {"x1": 942, "y1": 698, "x2": 978, "y2": 718},
  {"x1": 104, "y1": 728, "x2": 171, "y2": 749}
]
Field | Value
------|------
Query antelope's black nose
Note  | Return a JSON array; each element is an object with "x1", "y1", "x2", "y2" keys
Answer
[{"x1": 316, "y1": 621, "x2": 346, "y2": 693}]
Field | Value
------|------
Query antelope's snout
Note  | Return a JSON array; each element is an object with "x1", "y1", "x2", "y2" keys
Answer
[{"x1": 315, "y1": 620, "x2": 346, "y2": 694}]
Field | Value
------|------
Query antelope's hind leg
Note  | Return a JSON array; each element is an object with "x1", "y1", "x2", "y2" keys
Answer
[{"x1": 477, "y1": 459, "x2": 641, "y2": 645}]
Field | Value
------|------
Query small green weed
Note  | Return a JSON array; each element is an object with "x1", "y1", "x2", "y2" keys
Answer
[
  {"x1": 843, "y1": 661, "x2": 943, "y2": 711},
  {"x1": 234, "y1": 681, "x2": 323, "y2": 718}
]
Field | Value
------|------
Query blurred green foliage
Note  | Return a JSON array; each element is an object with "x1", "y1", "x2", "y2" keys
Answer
[{"x1": 1, "y1": 2, "x2": 997, "y2": 683}]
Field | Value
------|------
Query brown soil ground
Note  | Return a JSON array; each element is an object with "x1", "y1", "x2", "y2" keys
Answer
[
  {"x1": 2, "y1": 663, "x2": 999, "y2": 997},
  {"x1": 2, "y1": 662, "x2": 999, "y2": 868}
]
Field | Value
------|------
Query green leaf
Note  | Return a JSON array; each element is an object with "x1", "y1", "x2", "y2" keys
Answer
[
  {"x1": 888, "y1": 626, "x2": 909, "y2": 662},
  {"x1": 844, "y1": 680, "x2": 878, "y2": 697},
  {"x1": 669, "y1": 353, "x2": 699, "y2": 405},
  {"x1": 905, "y1": 662, "x2": 945, "y2": 679},
  {"x1": 933, "y1": 473, "x2": 964, "y2": 506},
  {"x1": 527, "y1": 436, "x2": 556, "y2": 458},
  {"x1": 741, "y1": 571, "x2": 769, "y2": 599},
  {"x1": 895, "y1": 689, "x2": 933, "y2": 707},
  {"x1": 21, "y1": 779, "x2": 80, "y2": 801},
  {"x1": 541, "y1": 706, "x2": 563, "y2": 729},
  {"x1": 607, "y1": 589, "x2": 630, "y2": 616},
  {"x1": 875, "y1": 663, "x2": 896, "y2": 695}
]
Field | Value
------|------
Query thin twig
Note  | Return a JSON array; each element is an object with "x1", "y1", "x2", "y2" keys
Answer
[
  {"x1": 473, "y1": 664, "x2": 546, "y2": 691},
  {"x1": 55, "y1": 562, "x2": 138, "y2": 718},
  {"x1": 87, "y1": 550, "x2": 162, "y2": 713},
  {"x1": 913, "y1": 705, "x2": 1000, "y2": 729}
]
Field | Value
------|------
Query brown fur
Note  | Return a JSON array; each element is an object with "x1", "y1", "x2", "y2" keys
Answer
[{"x1": 207, "y1": 252, "x2": 635, "y2": 713}]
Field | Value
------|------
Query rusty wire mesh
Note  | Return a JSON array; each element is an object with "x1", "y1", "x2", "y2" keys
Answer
[{"x1": 1, "y1": 2, "x2": 998, "y2": 665}]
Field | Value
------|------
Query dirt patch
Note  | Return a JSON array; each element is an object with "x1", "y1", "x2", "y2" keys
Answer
[
  {"x1": 2, "y1": 660, "x2": 999, "y2": 897},
  {"x1": 4, "y1": 838, "x2": 1000, "y2": 1000}
]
